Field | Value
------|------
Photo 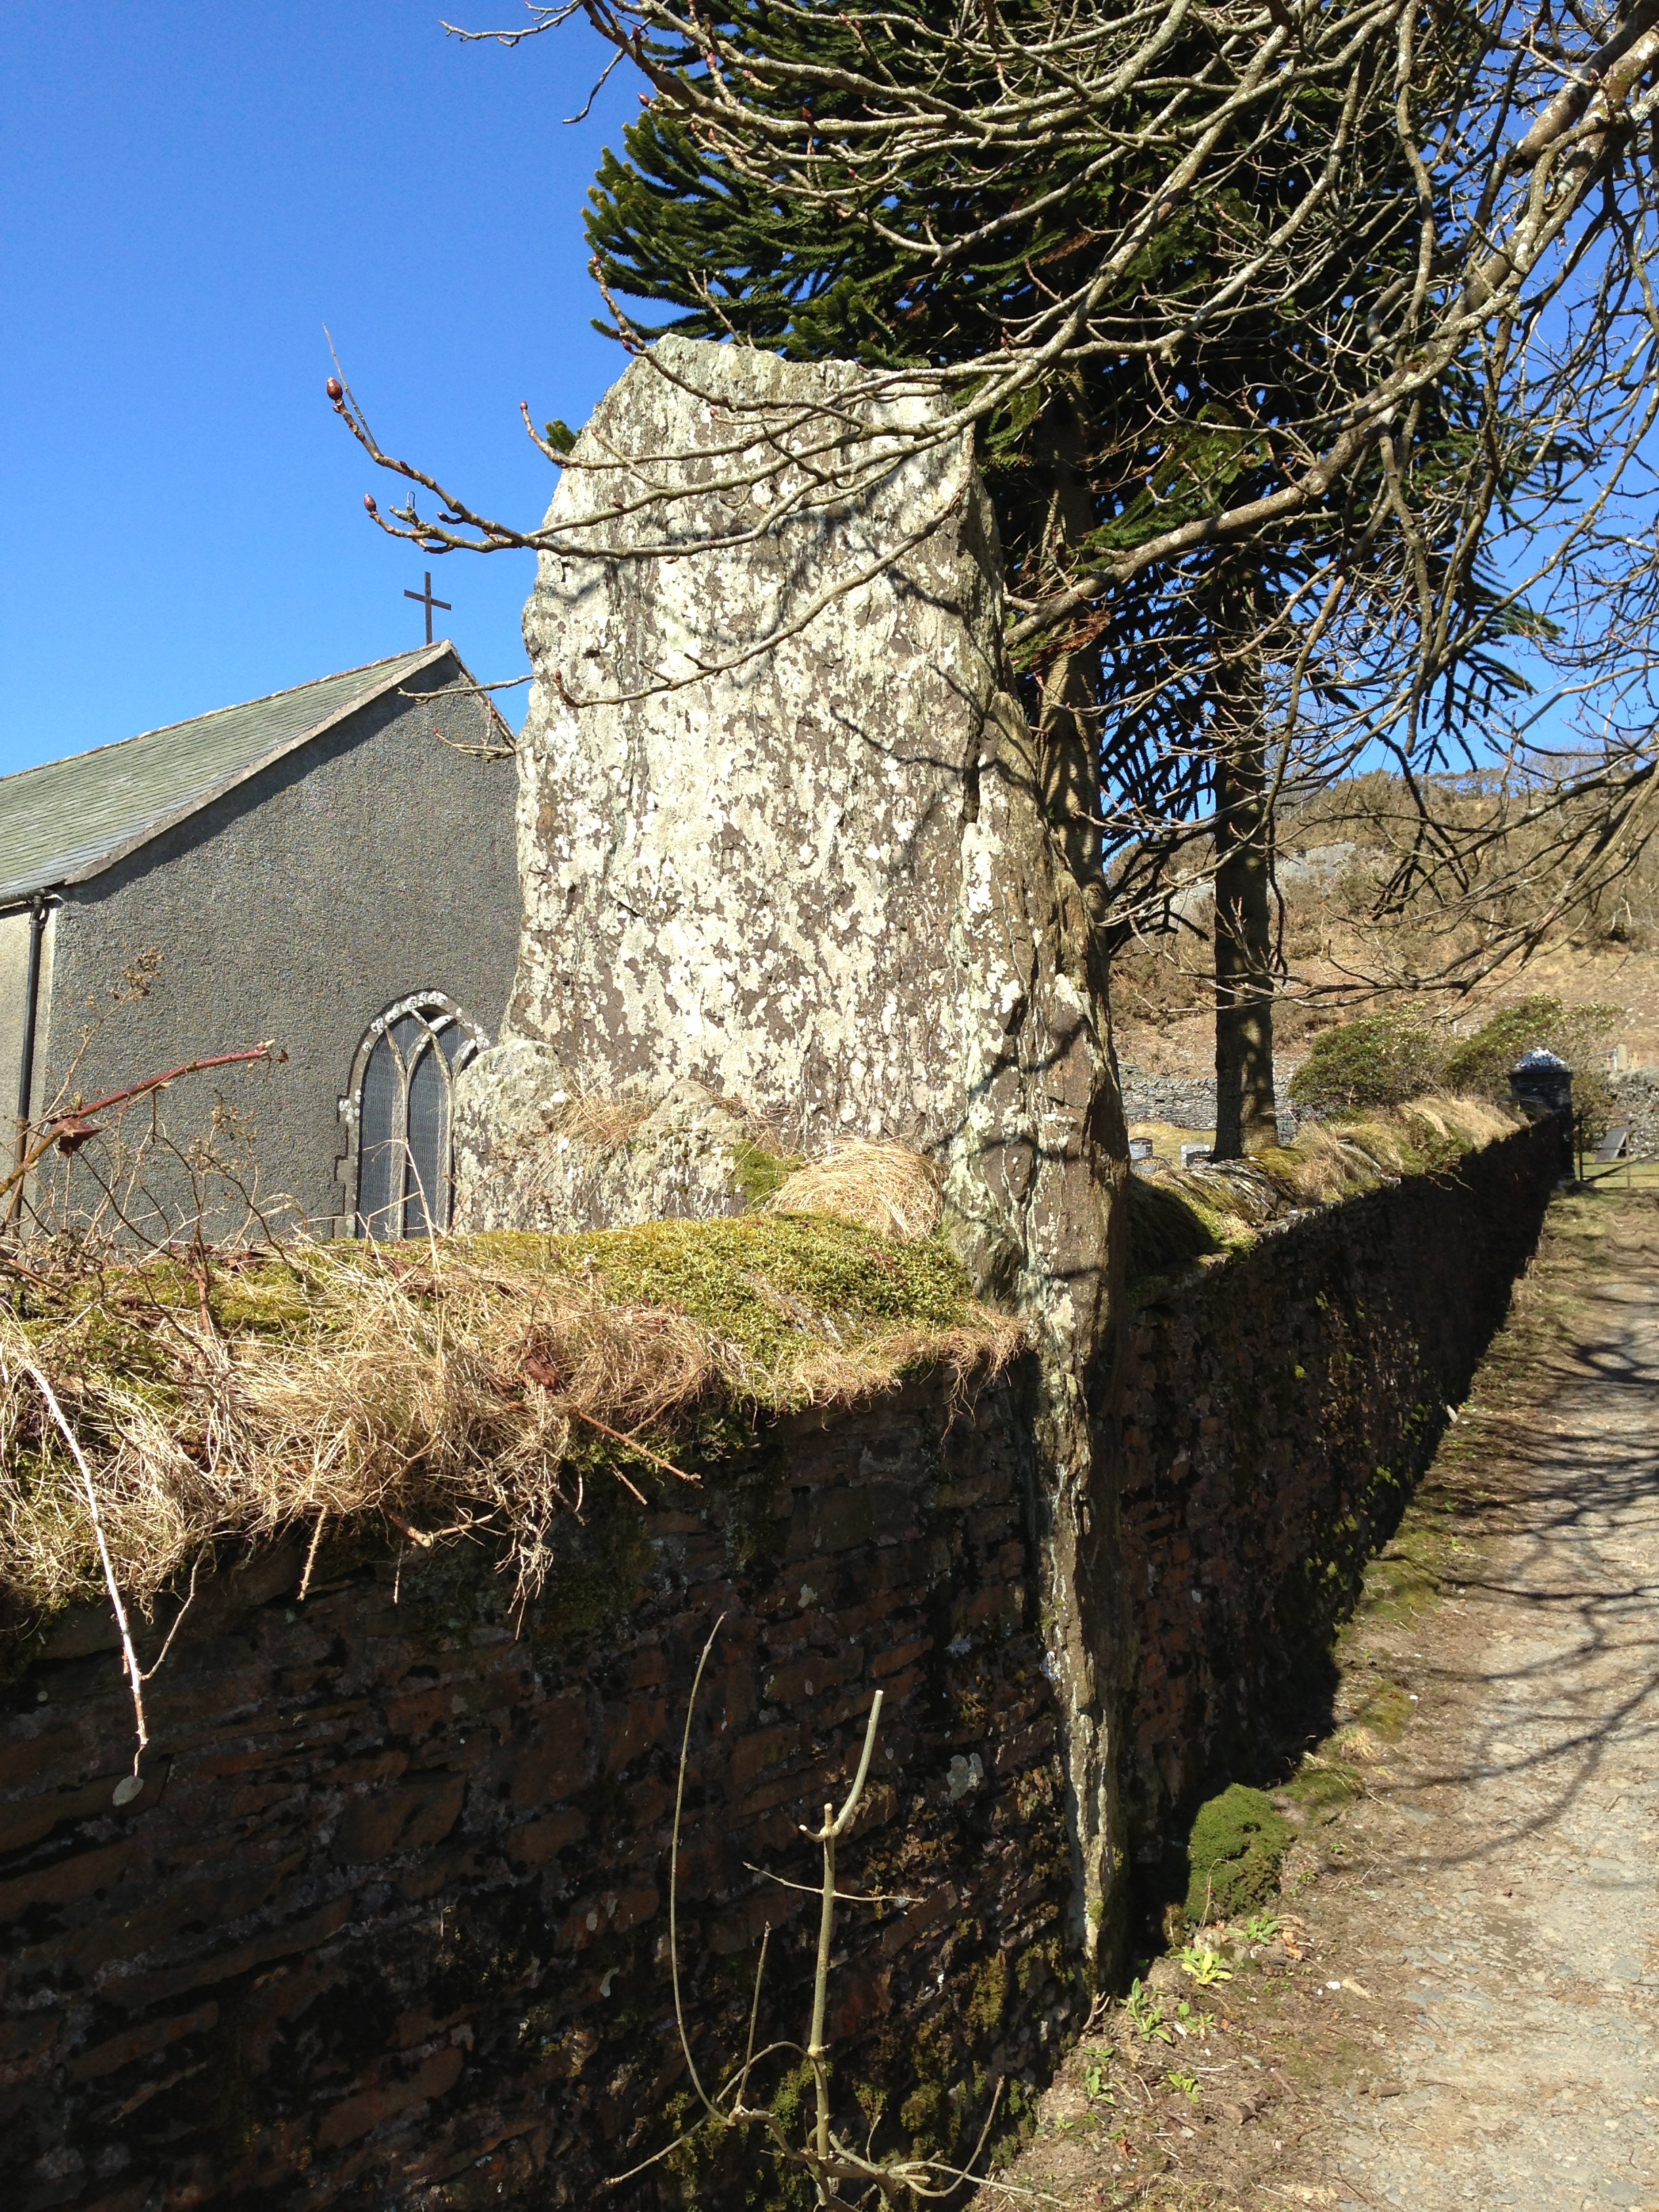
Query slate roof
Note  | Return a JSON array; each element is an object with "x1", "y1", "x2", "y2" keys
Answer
[{"x1": 0, "y1": 643, "x2": 457, "y2": 906}]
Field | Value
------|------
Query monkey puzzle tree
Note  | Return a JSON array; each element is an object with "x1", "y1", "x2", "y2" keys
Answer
[
  {"x1": 340, "y1": 0, "x2": 1659, "y2": 1145},
  {"x1": 573, "y1": 0, "x2": 1551, "y2": 1150}
]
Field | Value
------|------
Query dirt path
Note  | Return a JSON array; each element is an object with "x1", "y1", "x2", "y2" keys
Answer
[
  {"x1": 1310, "y1": 1209, "x2": 1659, "y2": 2209},
  {"x1": 979, "y1": 1187, "x2": 1659, "y2": 2211}
]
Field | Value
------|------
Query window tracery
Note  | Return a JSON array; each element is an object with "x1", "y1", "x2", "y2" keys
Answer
[{"x1": 338, "y1": 992, "x2": 485, "y2": 1238}]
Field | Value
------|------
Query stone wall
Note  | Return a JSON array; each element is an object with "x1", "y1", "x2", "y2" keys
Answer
[
  {"x1": 1609, "y1": 1067, "x2": 1659, "y2": 1158},
  {"x1": 1, "y1": 1374, "x2": 1072, "y2": 2212},
  {"x1": 1120, "y1": 1063, "x2": 1299, "y2": 1145},
  {"x1": 1117, "y1": 1114, "x2": 1557, "y2": 1862},
  {"x1": 0, "y1": 1125, "x2": 1557, "y2": 2209}
]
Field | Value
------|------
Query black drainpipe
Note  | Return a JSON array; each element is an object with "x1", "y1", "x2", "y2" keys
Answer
[{"x1": 9, "y1": 893, "x2": 47, "y2": 1218}]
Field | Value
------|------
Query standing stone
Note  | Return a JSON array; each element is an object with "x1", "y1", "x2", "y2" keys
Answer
[
  {"x1": 452, "y1": 336, "x2": 1128, "y2": 1978},
  {"x1": 455, "y1": 336, "x2": 1009, "y2": 1223}
]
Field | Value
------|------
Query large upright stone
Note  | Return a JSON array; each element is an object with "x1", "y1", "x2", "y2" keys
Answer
[
  {"x1": 453, "y1": 339, "x2": 1128, "y2": 1970},
  {"x1": 455, "y1": 336, "x2": 1005, "y2": 1225}
]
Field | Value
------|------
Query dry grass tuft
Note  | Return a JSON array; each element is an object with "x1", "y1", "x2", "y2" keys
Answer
[
  {"x1": 1128, "y1": 1094, "x2": 1525, "y2": 1289},
  {"x1": 1408, "y1": 1092, "x2": 1514, "y2": 1146},
  {"x1": 548, "y1": 1092, "x2": 657, "y2": 1151},
  {"x1": 1260, "y1": 1091, "x2": 1518, "y2": 1206},
  {"x1": 0, "y1": 1216, "x2": 1019, "y2": 1625},
  {"x1": 769, "y1": 1141, "x2": 945, "y2": 1242}
]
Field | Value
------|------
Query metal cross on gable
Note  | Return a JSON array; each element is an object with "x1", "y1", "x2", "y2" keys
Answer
[{"x1": 405, "y1": 571, "x2": 451, "y2": 644}]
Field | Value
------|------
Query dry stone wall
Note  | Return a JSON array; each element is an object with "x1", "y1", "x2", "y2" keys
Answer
[
  {"x1": 1609, "y1": 1067, "x2": 1659, "y2": 1159},
  {"x1": 1118, "y1": 1115, "x2": 1557, "y2": 1862},
  {"x1": 1, "y1": 1374, "x2": 1071, "y2": 2212},
  {"x1": 0, "y1": 1130, "x2": 1556, "y2": 2211},
  {"x1": 1119, "y1": 1065, "x2": 1300, "y2": 1145}
]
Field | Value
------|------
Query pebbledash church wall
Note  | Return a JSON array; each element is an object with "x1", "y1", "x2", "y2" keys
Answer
[
  {"x1": 0, "y1": 1121, "x2": 1556, "y2": 2211},
  {"x1": 18, "y1": 655, "x2": 518, "y2": 1237}
]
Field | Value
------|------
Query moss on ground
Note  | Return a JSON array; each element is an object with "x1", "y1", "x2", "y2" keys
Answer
[
  {"x1": 1185, "y1": 1784, "x2": 1294, "y2": 1921},
  {"x1": 1351, "y1": 1681, "x2": 1416, "y2": 1739},
  {"x1": 1282, "y1": 1755, "x2": 1365, "y2": 1818}
]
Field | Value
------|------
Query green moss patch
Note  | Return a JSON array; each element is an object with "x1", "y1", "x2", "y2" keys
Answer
[
  {"x1": 1282, "y1": 1757, "x2": 1365, "y2": 1818},
  {"x1": 474, "y1": 1212, "x2": 981, "y2": 1376},
  {"x1": 1184, "y1": 1784, "x2": 1294, "y2": 1921},
  {"x1": 0, "y1": 1216, "x2": 1019, "y2": 1635},
  {"x1": 1125, "y1": 1174, "x2": 1227, "y2": 1282},
  {"x1": 731, "y1": 1138, "x2": 804, "y2": 1206}
]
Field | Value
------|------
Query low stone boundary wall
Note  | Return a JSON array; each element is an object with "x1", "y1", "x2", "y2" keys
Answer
[
  {"x1": 1, "y1": 1377, "x2": 1068, "y2": 2211},
  {"x1": 1120, "y1": 1063, "x2": 1300, "y2": 1144},
  {"x1": 0, "y1": 1122, "x2": 1557, "y2": 2210},
  {"x1": 1610, "y1": 1067, "x2": 1659, "y2": 1158},
  {"x1": 1117, "y1": 1113, "x2": 1557, "y2": 1862}
]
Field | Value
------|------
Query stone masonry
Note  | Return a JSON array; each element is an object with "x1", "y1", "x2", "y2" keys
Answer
[
  {"x1": 1117, "y1": 1115, "x2": 1556, "y2": 1861},
  {"x1": 1119, "y1": 1064, "x2": 1300, "y2": 1145},
  {"x1": 0, "y1": 1125, "x2": 1557, "y2": 2209},
  {"x1": 1, "y1": 1372, "x2": 1068, "y2": 2212},
  {"x1": 1609, "y1": 1066, "x2": 1659, "y2": 1158}
]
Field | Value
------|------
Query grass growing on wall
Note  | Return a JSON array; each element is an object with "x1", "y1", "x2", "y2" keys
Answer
[
  {"x1": 0, "y1": 1216, "x2": 1019, "y2": 1633},
  {"x1": 1126, "y1": 1094, "x2": 1519, "y2": 1296},
  {"x1": 1, "y1": 1099, "x2": 1521, "y2": 1641}
]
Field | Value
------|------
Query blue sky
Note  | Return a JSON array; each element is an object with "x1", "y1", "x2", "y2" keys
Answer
[{"x1": 1, "y1": 3, "x2": 640, "y2": 775}]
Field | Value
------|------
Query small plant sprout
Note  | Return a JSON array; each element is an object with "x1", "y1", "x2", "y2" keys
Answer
[
  {"x1": 1178, "y1": 1942, "x2": 1233, "y2": 1987},
  {"x1": 1242, "y1": 1912, "x2": 1283, "y2": 1944},
  {"x1": 1126, "y1": 1982, "x2": 1174, "y2": 2045},
  {"x1": 1167, "y1": 2069, "x2": 1201, "y2": 2105},
  {"x1": 609, "y1": 1616, "x2": 1006, "y2": 2205},
  {"x1": 1082, "y1": 2053, "x2": 1115, "y2": 2102}
]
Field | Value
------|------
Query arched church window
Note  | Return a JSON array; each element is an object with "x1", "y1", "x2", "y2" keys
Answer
[{"x1": 340, "y1": 993, "x2": 486, "y2": 1239}]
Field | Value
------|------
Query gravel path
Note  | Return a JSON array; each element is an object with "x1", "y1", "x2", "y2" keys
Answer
[{"x1": 1315, "y1": 1255, "x2": 1659, "y2": 2210}]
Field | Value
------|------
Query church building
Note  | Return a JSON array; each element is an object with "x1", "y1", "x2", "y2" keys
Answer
[{"x1": 0, "y1": 644, "x2": 519, "y2": 1243}]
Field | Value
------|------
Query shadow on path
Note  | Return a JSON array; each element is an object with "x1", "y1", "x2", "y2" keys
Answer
[{"x1": 1313, "y1": 1247, "x2": 1659, "y2": 2209}]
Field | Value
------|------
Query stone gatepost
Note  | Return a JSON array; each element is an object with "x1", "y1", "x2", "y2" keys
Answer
[{"x1": 453, "y1": 336, "x2": 1128, "y2": 1976}]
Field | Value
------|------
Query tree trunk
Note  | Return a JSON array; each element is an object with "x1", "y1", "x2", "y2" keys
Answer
[
  {"x1": 949, "y1": 392, "x2": 1130, "y2": 1981},
  {"x1": 1209, "y1": 617, "x2": 1279, "y2": 1158},
  {"x1": 1032, "y1": 392, "x2": 1111, "y2": 931}
]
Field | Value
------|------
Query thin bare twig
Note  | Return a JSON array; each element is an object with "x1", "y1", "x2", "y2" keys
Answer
[{"x1": 21, "y1": 1356, "x2": 148, "y2": 1778}]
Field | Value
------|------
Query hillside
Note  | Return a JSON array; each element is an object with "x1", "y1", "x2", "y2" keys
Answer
[{"x1": 1111, "y1": 778, "x2": 1659, "y2": 1084}]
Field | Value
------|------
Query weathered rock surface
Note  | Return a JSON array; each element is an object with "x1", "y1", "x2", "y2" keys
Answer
[
  {"x1": 453, "y1": 1057, "x2": 754, "y2": 1233},
  {"x1": 454, "y1": 335, "x2": 1004, "y2": 1195},
  {"x1": 452, "y1": 333, "x2": 1127, "y2": 1970},
  {"x1": 1609, "y1": 1063, "x2": 1659, "y2": 1158}
]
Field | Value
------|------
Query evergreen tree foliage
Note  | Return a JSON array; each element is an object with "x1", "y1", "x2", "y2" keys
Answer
[{"x1": 581, "y1": 0, "x2": 1542, "y2": 1150}]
